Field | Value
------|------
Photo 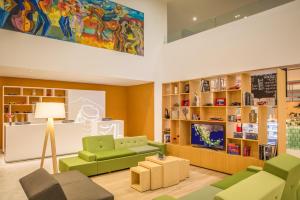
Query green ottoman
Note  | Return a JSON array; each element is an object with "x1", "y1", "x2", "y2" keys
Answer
[
  {"x1": 153, "y1": 195, "x2": 177, "y2": 200},
  {"x1": 212, "y1": 169, "x2": 256, "y2": 190},
  {"x1": 59, "y1": 156, "x2": 97, "y2": 177},
  {"x1": 215, "y1": 171, "x2": 285, "y2": 200},
  {"x1": 179, "y1": 186, "x2": 222, "y2": 200},
  {"x1": 264, "y1": 154, "x2": 300, "y2": 200}
]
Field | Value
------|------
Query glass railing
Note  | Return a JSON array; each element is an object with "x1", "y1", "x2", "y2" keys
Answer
[{"x1": 167, "y1": 0, "x2": 295, "y2": 43}]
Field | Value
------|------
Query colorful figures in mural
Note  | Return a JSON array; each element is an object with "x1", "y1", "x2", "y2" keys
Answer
[
  {"x1": 0, "y1": 0, "x2": 144, "y2": 56},
  {"x1": 58, "y1": 0, "x2": 73, "y2": 40},
  {"x1": 33, "y1": 0, "x2": 51, "y2": 35}
]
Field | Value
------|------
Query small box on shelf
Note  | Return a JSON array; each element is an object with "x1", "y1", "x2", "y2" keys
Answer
[
  {"x1": 243, "y1": 145, "x2": 251, "y2": 157},
  {"x1": 227, "y1": 142, "x2": 241, "y2": 155},
  {"x1": 233, "y1": 132, "x2": 243, "y2": 139},
  {"x1": 4, "y1": 87, "x2": 21, "y2": 96}
]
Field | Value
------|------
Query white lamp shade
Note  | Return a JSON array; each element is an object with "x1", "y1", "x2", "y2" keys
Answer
[{"x1": 35, "y1": 102, "x2": 66, "y2": 119}]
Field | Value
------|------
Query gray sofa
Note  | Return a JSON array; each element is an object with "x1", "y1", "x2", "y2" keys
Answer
[{"x1": 19, "y1": 168, "x2": 114, "y2": 200}]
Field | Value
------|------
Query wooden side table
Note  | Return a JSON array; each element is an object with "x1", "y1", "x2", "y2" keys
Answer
[
  {"x1": 138, "y1": 161, "x2": 163, "y2": 190},
  {"x1": 130, "y1": 166, "x2": 150, "y2": 192},
  {"x1": 146, "y1": 156, "x2": 180, "y2": 187}
]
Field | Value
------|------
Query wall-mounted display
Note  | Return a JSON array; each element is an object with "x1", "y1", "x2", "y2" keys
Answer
[
  {"x1": 251, "y1": 73, "x2": 277, "y2": 98},
  {"x1": 0, "y1": 0, "x2": 144, "y2": 55}
]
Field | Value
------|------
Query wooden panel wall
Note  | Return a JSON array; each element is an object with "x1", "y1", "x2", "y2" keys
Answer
[{"x1": 127, "y1": 83, "x2": 154, "y2": 140}]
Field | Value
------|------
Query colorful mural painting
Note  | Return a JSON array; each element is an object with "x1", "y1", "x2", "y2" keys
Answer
[{"x1": 0, "y1": 0, "x2": 144, "y2": 55}]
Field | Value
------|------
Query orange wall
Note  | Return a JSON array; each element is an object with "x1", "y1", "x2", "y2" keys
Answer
[
  {"x1": 127, "y1": 83, "x2": 154, "y2": 140},
  {"x1": 0, "y1": 77, "x2": 154, "y2": 149}
]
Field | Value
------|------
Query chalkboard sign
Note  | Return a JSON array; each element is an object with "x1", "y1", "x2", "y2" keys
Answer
[{"x1": 251, "y1": 73, "x2": 277, "y2": 98}]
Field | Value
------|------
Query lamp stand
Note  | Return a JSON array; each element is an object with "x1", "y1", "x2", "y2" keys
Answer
[{"x1": 40, "y1": 118, "x2": 58, "y2": 174}]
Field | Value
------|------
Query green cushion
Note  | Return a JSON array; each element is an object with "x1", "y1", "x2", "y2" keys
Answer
[
  {"x1": 215, "y1": 171, "x2": 285, "y2": 200},
  {"x1": 153, "y1": 195, "x2": 177, "y2": 200},
  {"x1": 78, "y1": 150, "x2": 96, "y2": 162},
  {"x1": 59, "y1": 157, "x2": 97, "y2": 176},
  {"x1": 179, "y1": 186, "x2": 222, "y2": 200},
  {"x1": 212, "y1": 170, "x2": 256, "y2": 190},
  {"x1": 114, "y1": 136, "x2": 148, "y2": 149},
  {"x1": 247, "y1": 165, "x2": 263, "y2": 173},
  {"x1": 95, "y1": 149, "x2": 136, "y2": 161},
  {"x1": 263, "y1": 154, "x2": 300, "y2": 200},
  {"x1": 128, "y1": 145, "x2": 159, "y2": 154},
  {"x1": 82, "y1": 135, "x2": 115, "y2": 153}
]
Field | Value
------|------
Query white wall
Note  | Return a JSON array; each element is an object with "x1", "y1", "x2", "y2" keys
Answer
[
  {"x1": 0, "y1": 0, "x2": 166, "y2": 84},
  {"x1": 163, "y1": 0, "x2": 300, "y2": 82}
]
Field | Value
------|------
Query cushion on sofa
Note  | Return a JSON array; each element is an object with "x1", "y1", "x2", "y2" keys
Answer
[
  {"x1": 214, "y1": 171, "x2": 285, "y2": 200},
  {"x1": 95, "y1": 149, "x2": 136, "y2": 161},
  {"x1": 19, "y1": 168, "x2": 67, "y2": 200},
  {"x1": 59, "y1": 156, "x2": 98, "y2": 177},
  {"x1": 128, "y1": 145, "x2": 159, "y2": 154},
  {"x1": 54, "y1": 170, "x2": 113, "y2": 200},
  {"x1": 82, "y1": 135, "x2": 115, "y2": 153},
  {"x1": 179, "y1": 186, "x2": 222, "y2": 200},
  {"x1": 212, "y1": 169, "x2": 256, "y2": 190},
  {"x1": 263, "y1": 153, "x2": 300, "y2": 200},
  {"x1": 114, "y1": 136, "x2": 148, "y2": 149},
  {"x1": 79, "y1": 151, "x2": 96, "y2": 162}
]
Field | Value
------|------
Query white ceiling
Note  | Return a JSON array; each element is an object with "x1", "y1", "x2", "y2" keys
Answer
[
  {"x1": 0, "y1": 66, "x2": 150, "y2": 86},
  {"x1": 167, "y1": 0, "x2": 258, "y2": 34}
]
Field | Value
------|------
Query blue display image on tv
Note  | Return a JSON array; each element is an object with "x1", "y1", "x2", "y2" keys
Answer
[{"x1": 191, "y1": 124, "x2": 225, "y2": 150}]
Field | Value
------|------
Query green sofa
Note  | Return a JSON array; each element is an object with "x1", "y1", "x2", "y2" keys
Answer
[
  {"x1": 153, "y1": 154, "x2": 300, "y2": 200},
  {"x1": 59, "y1": 135, "x2": 165, "y2": 176}
]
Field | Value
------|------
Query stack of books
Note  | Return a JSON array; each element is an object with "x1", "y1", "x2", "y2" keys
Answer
[{"x1": 243, "y1": 146, "x2": 251, "y2": 156}]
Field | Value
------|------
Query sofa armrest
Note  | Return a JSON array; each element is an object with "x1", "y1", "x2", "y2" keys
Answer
[
  {"x1": 79, "y1": 151, "x2": 96, "y2": 162},
  {"x1": 297, "y1": 181, "x2": 300, "y2": 200},
  {"x1": 148, "y1": 141, "x2": 166, "y2": 155},
  {"x1": 247, "y1": 165, "x2": 263, "y2": 173}
]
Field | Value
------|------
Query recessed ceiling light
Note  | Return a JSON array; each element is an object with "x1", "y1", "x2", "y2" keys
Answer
[
  {"x1": 234, "y1": 14, "x2": 241, "y2": 19},
  {"x1": 192, "y1": 17, "x2": 197, "y2": 21}
]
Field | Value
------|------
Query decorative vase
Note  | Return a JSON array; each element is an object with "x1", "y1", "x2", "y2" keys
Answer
[{"x1": 249, "y1": 110, "x2": 257, "y2": 123}]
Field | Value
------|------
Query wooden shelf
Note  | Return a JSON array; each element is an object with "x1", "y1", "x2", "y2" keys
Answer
[
  {"x1": 2, "y1": 86, "x2": 68, "y2": 124},
  {"x1": 162, "y1": 69, "x2": 285, "y2": 174},
  {"x1": 200, "y1": 106, "x2": 227, "y2": 108}
]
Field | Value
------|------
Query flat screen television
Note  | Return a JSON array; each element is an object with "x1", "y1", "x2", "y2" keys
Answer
[{"x1": 191, "y1": 123, "x2": 225, "y2": 150}]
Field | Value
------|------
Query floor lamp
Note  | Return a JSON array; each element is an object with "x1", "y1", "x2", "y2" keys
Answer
[{"x1": 35, "y1": 102, "x2": 66, "y2": 174}]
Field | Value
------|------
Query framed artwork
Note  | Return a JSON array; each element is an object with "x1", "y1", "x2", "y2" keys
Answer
[{"x1": 0, "y1": 0, "x2": 144, "y2": 56}]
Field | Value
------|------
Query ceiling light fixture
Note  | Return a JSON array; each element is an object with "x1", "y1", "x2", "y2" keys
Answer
[
  {"x1": 234, "y1": 14, "x2": 241, "y2": 19},
  {"x1": 192, "y1": 17, "x2": 197, "y2": 21}
]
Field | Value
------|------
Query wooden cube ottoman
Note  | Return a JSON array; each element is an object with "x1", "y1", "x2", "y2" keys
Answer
[
  {"x1": 139, "y1": 161, "x2": 163, "y2": 190},
  {"x1": 130, "y1": 166, "x2": 150, "y2": 192}
]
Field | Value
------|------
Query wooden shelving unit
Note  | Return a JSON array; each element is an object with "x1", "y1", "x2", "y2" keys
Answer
[
  {"x1": 162, "y1": 69, "x2": 286, "y2": 174},
  {"x1": 2, "y1": 86, "x2": 68, "y2": 124}
]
